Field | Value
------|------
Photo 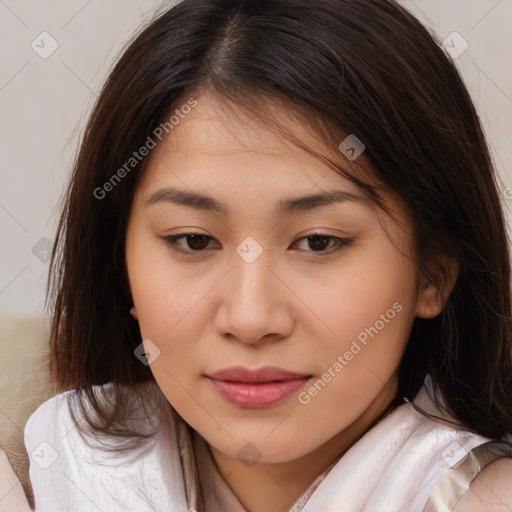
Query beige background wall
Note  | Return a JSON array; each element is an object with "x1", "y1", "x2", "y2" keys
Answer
[{"x1": 1, "y1": 0, "x2": 511, "y2": 315}]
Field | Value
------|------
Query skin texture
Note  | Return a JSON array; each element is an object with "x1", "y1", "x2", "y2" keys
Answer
[
  {"x1": 125, "y1": 93, "x2": 457, "y2": 512},
  {"x1": 454, "y1": 459, "x2": 512, "y2": 512}
]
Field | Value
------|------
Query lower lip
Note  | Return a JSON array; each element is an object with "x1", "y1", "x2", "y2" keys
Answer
[{"x1": 208, "y1": 377, "x2": 311, "y2": 409}]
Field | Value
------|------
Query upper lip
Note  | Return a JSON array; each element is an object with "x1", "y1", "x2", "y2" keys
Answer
[{"x1": 207, "y1": 365, "x2": 311, "y2": 383}]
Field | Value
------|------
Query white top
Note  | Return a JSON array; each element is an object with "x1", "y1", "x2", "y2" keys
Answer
[{"x1": 24, "y1": 376, "x2": 505, "y2": 511}]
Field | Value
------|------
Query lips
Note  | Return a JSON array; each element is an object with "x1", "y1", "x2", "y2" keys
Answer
[{"x1": 206, "y1": 366, "x2": 312, "y2": 408}]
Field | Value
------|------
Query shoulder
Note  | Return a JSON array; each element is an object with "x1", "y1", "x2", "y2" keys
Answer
[
  {"x1": 23, "y1": 382, "x2": 161, "y2": 457},
  {"x1": 23, "y1": 384, "x2": 187, "y2": 510},
  {"x1": 453, "y1": 457, "x2": 512, "y2": 511},
  {"x1": 24, "y1": 388, "x2": 78, "y2": 455},
  {"x1": 25, "y1": 387, "x2": 77, "y2": 420}
]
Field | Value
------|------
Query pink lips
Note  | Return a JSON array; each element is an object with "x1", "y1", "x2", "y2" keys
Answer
[{"x1": 207, "y1": 366, "x2": 312, "y2": 409}]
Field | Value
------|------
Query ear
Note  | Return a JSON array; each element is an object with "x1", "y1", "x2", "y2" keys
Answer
[
  {"x1": 130, "y1": 306, "x2": 139, "y2": 320},
  {"x1": 415, "y1": 255, "x2": 459, "y2": 319}
]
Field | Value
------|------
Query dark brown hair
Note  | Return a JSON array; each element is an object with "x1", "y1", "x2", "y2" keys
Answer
[{"x1": 48, "y1": 0, "x2": 512, "y2": 449}]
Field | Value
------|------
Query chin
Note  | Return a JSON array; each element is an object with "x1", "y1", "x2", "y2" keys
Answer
[{"x1": 204, "y1": 430, "x2": 317, "y2": 465}]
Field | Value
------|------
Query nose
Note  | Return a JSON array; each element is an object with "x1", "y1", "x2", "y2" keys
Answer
[{"x1": 213, "y1": 251, "x2": 295, "y2": 345}]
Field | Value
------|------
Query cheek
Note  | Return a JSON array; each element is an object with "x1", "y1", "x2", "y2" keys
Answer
[
  {"x1": 127, "y1": 243, "x2": 206, "y2": 411},
  {"x1": 295, "y1": 256, "x2": 417, "y2": 431},
  {"x1": 126, "y1": 230, "x2": 221, "y2": 397},
  {"x1": 293, "y1": 243, "x2": 419, "y2": 409},
  {"x1": 297, "y1": 242, "x2": 417, "y2": 351},
  {"x1": 127, "y1": 229, "x2": 201, "y2": 336}
]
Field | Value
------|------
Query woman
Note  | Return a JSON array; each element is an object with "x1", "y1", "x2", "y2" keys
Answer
[{"x1": 18, "y1": 0, "x2": 512, "y2": 510}]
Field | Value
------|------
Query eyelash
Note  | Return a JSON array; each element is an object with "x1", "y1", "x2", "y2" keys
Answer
[{"x1": 162, "y1": 233, "x2": 355, "y2": 256}]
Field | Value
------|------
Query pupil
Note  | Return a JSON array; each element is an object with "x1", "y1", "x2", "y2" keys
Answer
[
  {"x1": 188, "y1": 234, "x2": 208, "y2": 250},
  {"x1": 308, "y1": 235, "x2": 329, "y2": 251}
]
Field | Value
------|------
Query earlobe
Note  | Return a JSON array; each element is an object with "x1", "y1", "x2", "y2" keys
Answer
[
  {"x1": 130, "y1": 306, "x2": 139, "y2": 320},
  {"x1": 415, "y1": 256, "x2": 459, "y2": 319}
]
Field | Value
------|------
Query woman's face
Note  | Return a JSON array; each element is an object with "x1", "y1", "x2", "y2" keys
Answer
[{"x1": 125, "y1": 93, "x2": 439, "y2": 464}]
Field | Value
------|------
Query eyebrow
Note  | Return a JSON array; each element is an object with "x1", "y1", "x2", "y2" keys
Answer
[{"x1": 145, "y1": 186, "x2": 367, "y2": 216}]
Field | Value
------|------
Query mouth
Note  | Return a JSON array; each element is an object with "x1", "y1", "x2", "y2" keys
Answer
[{"x1": 206, "y1": 366, "x2": 313, "y2": 409}]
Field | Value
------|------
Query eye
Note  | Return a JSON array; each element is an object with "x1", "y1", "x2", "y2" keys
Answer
[
  {"x1": 290, "y1": 234, "x2": 355, "y2": 253},
  {"x1": 163, "y1": 233, "x2": 220, "y2": 254},
  {"x1": 162, "y1": 232, "x2": 354, "y2": 256}
]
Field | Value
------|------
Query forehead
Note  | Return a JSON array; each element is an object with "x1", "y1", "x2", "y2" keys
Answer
[{"x1": 140, "y1": 93, "x2": 369, "y2": 195}]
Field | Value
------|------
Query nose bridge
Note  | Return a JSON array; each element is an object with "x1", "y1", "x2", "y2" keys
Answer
[
  {"x1": 231, "y1": 244, "x2": 276, "y2": 311},
  {"x1": 214, "y1": 242, "x2": 293, "y2": 343}
]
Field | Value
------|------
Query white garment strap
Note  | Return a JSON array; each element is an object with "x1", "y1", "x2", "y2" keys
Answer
[{"x1": 422, "y1": 440, "x2": 512, "y2": 511}]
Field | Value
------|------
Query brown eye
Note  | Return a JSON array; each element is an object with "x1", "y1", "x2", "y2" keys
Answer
[
  {"x1": 185, "y1": 234, "x2": 210, "y2": 250},
  {"x1": 163, "y1": 233, "x2": 219, "y2": 254},
  {"x1": 290, "y1": 234, "x2": 355, "y2": 253},
  {"x1": 306, "y1": 235, "x2": 330, "y2": 251}
]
